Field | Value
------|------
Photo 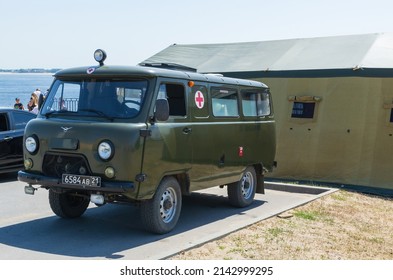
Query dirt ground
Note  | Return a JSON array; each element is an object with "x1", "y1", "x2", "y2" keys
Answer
[{"x1": 171, "y1": 190, "x2": 393, "y2": 260}]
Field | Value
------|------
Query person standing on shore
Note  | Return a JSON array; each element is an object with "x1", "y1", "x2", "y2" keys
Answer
[
  {"x1": 14, "y1": 97, "x2": 24, "y2": 110},
  {"x1": 27, "y1": 92, "x2": 38, "y2": 114},
  {"x1": 34, "y1": 88, "x2": 42, "y2": 96}
]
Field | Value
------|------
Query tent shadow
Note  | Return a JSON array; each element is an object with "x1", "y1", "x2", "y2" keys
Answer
[{"x1": 0, "y1": 190, "x2": 265, "y2": 259}]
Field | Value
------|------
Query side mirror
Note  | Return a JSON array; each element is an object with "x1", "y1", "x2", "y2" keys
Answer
[{"x1": 154, "y1": 99, "x2": 169, "y2": 122}]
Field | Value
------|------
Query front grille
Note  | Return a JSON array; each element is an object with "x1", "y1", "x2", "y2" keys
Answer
[{"x1": 42, "y1": 153, "x2": 92, "y2": 177}]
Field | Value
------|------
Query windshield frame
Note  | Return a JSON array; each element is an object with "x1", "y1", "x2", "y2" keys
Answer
[{"x1": 40, "y1": 78, "x2": 149, "y2": 120}]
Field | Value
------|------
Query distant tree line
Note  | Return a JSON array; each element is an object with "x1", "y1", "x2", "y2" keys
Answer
[{"x1": 0, "y1": 68, "x2": 61, "y2": 73}]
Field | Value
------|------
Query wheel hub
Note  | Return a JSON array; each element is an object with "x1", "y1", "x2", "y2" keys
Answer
[
  {"x1": 159, "y1": 188, "x2": 177, "y2": 223},
  {"x1": 241, "y1": 172, "x2": 253, "y2": 198},
  {"x1": 163, "y1": 198, "x2": 173, "y2": 210}
]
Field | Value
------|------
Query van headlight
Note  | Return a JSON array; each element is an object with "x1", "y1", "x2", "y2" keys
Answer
[
  {"x1": 25, "y1": 136, "x2": 38, "y2": 154},
  {"x1": 98, "y1": 141, "x2": 114, "y2": 161}
]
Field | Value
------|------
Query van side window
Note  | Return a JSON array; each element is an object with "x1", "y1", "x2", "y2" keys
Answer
[
  {"x1": 242, "y1": 89, "x2": 271, "y2": 116},
  {"x1": 211, "y1": 87, "x2": 239, "y2": 117},
  {"x1": 158, "y1": 83, "x2": 186, "y2": 116}
]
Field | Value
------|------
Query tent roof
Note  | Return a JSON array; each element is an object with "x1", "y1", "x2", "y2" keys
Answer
[{"x1": 141, "y1": 33, "x2": 393, "y2": 77}]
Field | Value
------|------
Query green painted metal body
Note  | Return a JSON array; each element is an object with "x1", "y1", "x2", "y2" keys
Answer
[{"x1": 20, "y1": 65, "x2": 276, "y2": 201}]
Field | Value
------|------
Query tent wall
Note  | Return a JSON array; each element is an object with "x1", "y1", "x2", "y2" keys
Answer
[{"x1": 253, "y1": 76, "x2": 393, "y2": 190}]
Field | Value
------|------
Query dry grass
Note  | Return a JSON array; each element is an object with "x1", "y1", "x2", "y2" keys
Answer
[{"x1": 171, "y1": 190, "x2": 393, "y2": 260}]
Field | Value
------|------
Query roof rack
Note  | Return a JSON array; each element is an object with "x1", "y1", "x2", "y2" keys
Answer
[{"x1": 139, "y1": 62, "x2": 197, "y2": 72}]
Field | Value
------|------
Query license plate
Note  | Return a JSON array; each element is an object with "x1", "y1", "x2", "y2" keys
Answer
[{"x1": 62, "y1": 174, "x2": 101, "y2": 187}]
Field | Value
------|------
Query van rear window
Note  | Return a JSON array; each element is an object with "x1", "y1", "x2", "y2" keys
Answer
[{"x1": 242, "y1": 90, "x2": 271, "y2": 117}]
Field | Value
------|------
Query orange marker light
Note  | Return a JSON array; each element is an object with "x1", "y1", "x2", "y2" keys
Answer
[{"x1": 188, "y1": 81, "x2": 195, "y2": 87}]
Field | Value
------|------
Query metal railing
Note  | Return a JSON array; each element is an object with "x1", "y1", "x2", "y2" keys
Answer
[{"x1": 53, "y1": 98, "x2": 79, "y2": 111}]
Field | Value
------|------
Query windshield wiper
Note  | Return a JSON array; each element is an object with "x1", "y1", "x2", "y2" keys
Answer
[
  {"x1": 78, "y1": 109, "x2": 114, "y2": 121},
  {"x1": 44, "y1": 109, "x2": 114, "y2": 121},
  {"x1": 44, "y1": 110, "x2": 72, "y2": 118}
]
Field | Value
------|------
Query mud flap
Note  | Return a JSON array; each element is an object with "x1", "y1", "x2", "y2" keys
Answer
[{"x1": 256, "y1": 173, "x2": 265, "y2": 194}]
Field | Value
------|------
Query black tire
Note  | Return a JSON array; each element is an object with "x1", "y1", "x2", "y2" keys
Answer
[
  {"x1": 49, "y1": 189, "x2": 90, "y2": 218},
  {"x1": 140, "y1": 177, "x2": 182, "y2": 234},
  {"x1": 227, "y1": 166, "x2": 257, "y2": 207}
]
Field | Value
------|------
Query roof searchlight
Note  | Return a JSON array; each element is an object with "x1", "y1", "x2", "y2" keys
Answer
[{"x1": 94, "y1": 49, "x2": 107, "y2": 66}]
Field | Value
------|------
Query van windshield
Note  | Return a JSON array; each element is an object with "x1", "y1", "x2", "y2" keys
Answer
[{"x1": 41, "y1": 79, "x2": 148, "y2": 119}]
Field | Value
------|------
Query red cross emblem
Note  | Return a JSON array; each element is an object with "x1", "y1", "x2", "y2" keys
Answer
[{"x1": 195, "y1": 91, "x2": 205, "y2": 109}]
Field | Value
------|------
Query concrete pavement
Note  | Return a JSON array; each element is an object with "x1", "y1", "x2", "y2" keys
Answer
[{"x1": 0, "y1": 174, "x2": 336, "y2": 260}]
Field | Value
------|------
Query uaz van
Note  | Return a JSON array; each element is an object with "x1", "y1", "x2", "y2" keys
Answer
[{"x1": 18, "y1": 49, "x2": 276, "y2": 234}]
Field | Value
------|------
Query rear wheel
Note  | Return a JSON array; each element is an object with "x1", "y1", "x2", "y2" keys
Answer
[
  {"x1": 227, "y1": 166, "x2": 257, "y2": 207},
  {"x1": 141, "y1": 177, "x2": 182, "y2": 234},
  {"x1": 49, "y1": 189, "x2": 90, "y2": 218}
]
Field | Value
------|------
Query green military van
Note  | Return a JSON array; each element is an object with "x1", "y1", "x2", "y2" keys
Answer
[{"x1": 18, "y1": 49, "x2": 276, "y2": 234}]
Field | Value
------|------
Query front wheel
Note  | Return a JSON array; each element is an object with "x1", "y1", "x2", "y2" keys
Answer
[
  {"x1": 140, "y1": 177, "x2": 182, "y2": 234},
  {"x1": 227, "y1": 166, "x2": 257, "y2": 207},
  {"x1": 49, "y1": 189, "x2": 90, "y2": 218}
]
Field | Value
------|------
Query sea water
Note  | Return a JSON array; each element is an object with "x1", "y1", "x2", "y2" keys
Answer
[{"x1": 0, "y1": 73, "x2": 55, "y2": 108}]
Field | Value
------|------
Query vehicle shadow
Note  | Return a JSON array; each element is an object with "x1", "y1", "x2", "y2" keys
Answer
[
  {"x1": 0, "y1": 190, "x2": 265, "y2": 259},
  {"x1": 0, "y1": 172, "x2": 19, "y2": 183}
]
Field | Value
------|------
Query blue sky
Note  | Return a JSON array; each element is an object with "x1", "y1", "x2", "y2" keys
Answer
[{"x1": 1, "y1": 0, "x2": 393, "y2": 69}]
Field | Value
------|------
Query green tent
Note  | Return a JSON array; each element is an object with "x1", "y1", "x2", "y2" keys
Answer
[{"x1": 142, "y1": 33, "x2": 393, "y2": 192}]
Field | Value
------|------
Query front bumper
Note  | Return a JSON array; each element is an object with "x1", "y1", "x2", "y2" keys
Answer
[{"x1": 18, "y1": 170, "x2": 135, "y2": 193}]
